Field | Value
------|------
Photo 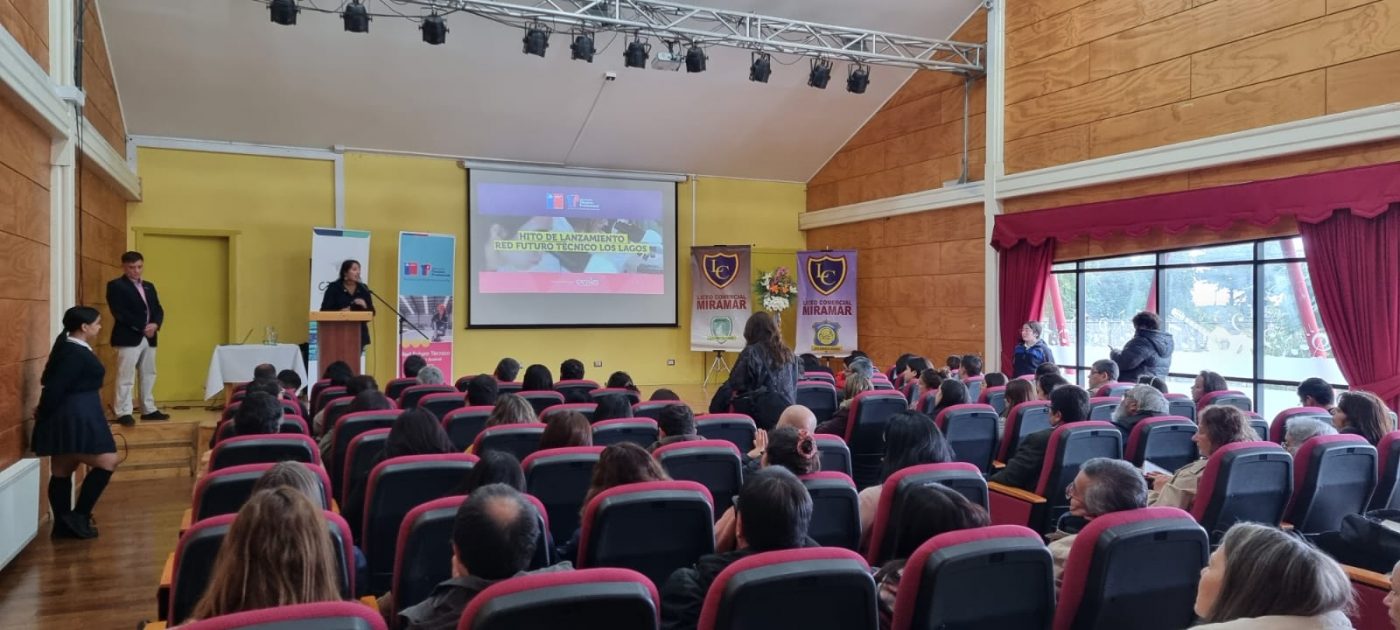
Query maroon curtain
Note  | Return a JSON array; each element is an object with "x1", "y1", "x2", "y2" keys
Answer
[
  {"x1": 998, "y1": 239, "x2": 1055, "y2": 374},
  {"x1": 1298, "y1": 204, "x2": 1400, "y2": 410}
]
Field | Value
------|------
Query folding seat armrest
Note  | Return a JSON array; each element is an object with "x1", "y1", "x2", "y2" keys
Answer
[
  {"x1": 1344, "y1": 564, "x2": 1388, "y2": 589},
  {"x1": 160, "y1": 553, "x2": 173, "y2": 589},
  {"x1": 144, "y1": 623, "x2": 167, "y2": 630},
  {"x1": 988, "y1": 482, "x2": 1046, "y2": 504},
  {"x1": 988, "y1": 482, "x2": 1045, "y2": 528},
  {"x1": 992, "y1": 460, "x2": 1006, "y2": 469},
  {"x1": 157, "y1": 553, "x2": 174, "y2": 621},
  {"x1": 178, "y1": 509, "x2": 192, "y2": 537},
  {"x1": 359, "y1": 595, "x2": 379, "y2": 609}
]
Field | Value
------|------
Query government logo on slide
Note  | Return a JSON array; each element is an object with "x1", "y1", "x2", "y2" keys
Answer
[{"x1": 807, "y1": 255, "x2": 847, "y2": 295}]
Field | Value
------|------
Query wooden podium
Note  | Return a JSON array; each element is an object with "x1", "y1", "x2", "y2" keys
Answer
[{"x1": 311, "y1": 311, "x2": 372, "y2": 375}]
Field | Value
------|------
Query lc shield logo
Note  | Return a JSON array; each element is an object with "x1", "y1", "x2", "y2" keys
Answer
[
  {"x1": 701, "y1": 253, "x2": 740, "y2": 289},
  {"x1": 807, "y1": 256, "x2": 847, "y2": 296}
]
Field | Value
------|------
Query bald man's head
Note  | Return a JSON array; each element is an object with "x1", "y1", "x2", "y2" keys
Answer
[
  {"x1": 452, "y1": 484, "x2": 539, "y2": 579},
  {"x1": 776, "y1": 405, "x2": 817, "y2": 433}
]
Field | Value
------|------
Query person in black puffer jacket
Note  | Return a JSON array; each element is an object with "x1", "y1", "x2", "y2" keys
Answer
[{"x1": 1110, "y1": 311, "x2": 1175, "y2": 383}]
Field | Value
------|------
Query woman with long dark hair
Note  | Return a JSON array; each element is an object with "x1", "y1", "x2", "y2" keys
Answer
[
  {"x1": 33, "y1": 306, "x2": 119, "y2": 539},
  {"x1": 725, "y1": 312, "x2": 801, "y2": 430},
  {"x1": 1332, "y1": 390, "x2": 1394, "y2": 446},
  {"x1": 343, "y1": 408, "x2": 456, "y2": 539},
  {"x1": 858, "y1": 411, "x2": 956, "y2": 536},
  {"x1": 522, "y1": 364, "x2": 554, "y2": 392},
  {"x1": 319, "y1": 259, "x2": 374, "y2": 347},
  {"x1": 929, "y1": 379, "x2": 970, "y2": 419}
]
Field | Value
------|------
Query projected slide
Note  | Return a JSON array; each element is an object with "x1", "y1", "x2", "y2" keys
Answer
[
  {"x1": 469, "y1": 168, "x2": 678, "y2": 327},
  {"x1": 477, "y1": 183, "x2": 665, "y2": 294}
]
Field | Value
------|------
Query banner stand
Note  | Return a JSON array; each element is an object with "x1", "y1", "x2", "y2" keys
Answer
[
  {"x1": 690, "y1": 245, "x2": 753, "y2": 391},
  {"x1": 702, "y1": 350, "x2": 732, "y2": 390}
]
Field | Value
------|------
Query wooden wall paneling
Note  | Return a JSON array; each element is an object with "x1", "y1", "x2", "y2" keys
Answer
[
  {"x1": 0, "y1": 101, "x2": 54, "y2": 188},
  {"x1": 1190, "y1": 0, "x2": 1400, "y2": 97},
  {"x1": 1006, "y1": 0, "x2": 1096, "y2": 34},
  {"x1": 1006, "y1": 0, "x2": 1191, "y2": 67},
  {"x1": 0, "y1": 231, "x2": 49, "y2": 301},
  {"x1": 1004, "y1": 46, "x2": 1091, "y2": 105},
  {"x1": 0, "y1": 162, "x2": 49, "y2": 243},
  {"x1": 81, "y1": 0, "x2": 126, "y2": 149},
  {"x1": 1085, "y1": 70, "x2": 1328, "y2": 158},
  {"x1": 0, "y1": 0, "x2": 49, "y2": 71},
  {"x1": 1329, "y1": 0, "x2": 1383, "y2": 14},
  {"x1": 1326, "y1": 49, "x2": 1400, "y2": 111},
  {"x1": 1005, "y1": 126, "x2": 1091, "y2": 174},
  {"x1": 1005, "y1": 57, "x2": 1192, "y2": 141}
]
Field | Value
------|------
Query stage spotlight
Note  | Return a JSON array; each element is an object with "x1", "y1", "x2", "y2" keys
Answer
[
  {"x1": 523, "y1": 23, "x2": 551, "y2": 57},
  {"x1": 847, "y1": 63, "x2": 870, "y2": 94},
  {"x1": 749, "y1": 52, "x2": 772, "y2": 83},
  {"x1": 421, "y1": 12, "x2": 447, "y2": 45},
  {"x1": 571, "y1": 32, "x2": 595, "y2": 62},
  {"x1": 685, "y1": 43, "x2": 707, "y2": 73},
  {"x1": 624, "y1": 38, "x2": 650, "y2": 69},
  {"x1": 342, "y1": 0, "x2": 370, "y2": 33},
  {"x1": 808, "y1": 58, "x2": 832, "y2": 89},
  {"x1": 269, "y1": 0, "x2": 298, "y2": 25}
]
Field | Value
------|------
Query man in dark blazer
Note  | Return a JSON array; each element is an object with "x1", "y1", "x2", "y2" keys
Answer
[
  {"x1": 106, "y1": 251, "x2": 168, "y2": 426},
  {"x1": 988, "y1": 384, "x2": 1091, "y2": 491}
]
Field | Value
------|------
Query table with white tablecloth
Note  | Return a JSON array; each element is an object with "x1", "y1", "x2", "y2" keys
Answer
[{"x1": 204, "y1": 343, "x2": 308, "y2": 400}]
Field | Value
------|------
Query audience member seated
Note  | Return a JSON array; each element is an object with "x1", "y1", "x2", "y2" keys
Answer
[
  {"x1": 539, "y1": 410, "x2": 593, "y2": 450},
  {"x1": 1284, "y1": 418, "x2": 1337, "y2": 456},
  {"x1": 186, "y1": 487, "x2": 341, "y2": 624},
  {"x1": 650, "y1": 388, "x2": 682, "y2": 401},
  {"x1": 252, "y1": 362, "x2": 277, "y2": 381},
  {"x1": 415, "y1": 366, "x2": 445, "y2": 386},
  {"x1": 465, "y1": 374, "x2": 499, "y2": 407},
  {"x1": 943, "y1": 355, "x2": 962, "y2": 379},
  {"x1": 593, "y1": 393, "x2": 633, "y2": 423},
  {"x1": 873, "y1": 485, "x2": 990, "y2": 630},
  {"x1": 484, "y1": 393, "x2": 537, "y2": 429},
  {"x1": 715, "y1": 427, "x2": 820, "y2": 551},
  {"x1": 801, "y1": 353, "x2": 834, "y2": 376},
  {"x1": 1048, "y1": 457, "x2": 1146, "y2": 589},
  {"x1": 900, "y1": 357, "x2": 933, "y2": 401},
  {"x1": 522, "y1": 364, "x2": 554, "y2": 391},
  {"x1": 983, "y1": 372, "x2": 1008, "y2": 388},
  {"x1": 1087, "y1": 359, "x2": 1119, "y2": 393},
  {"x1": 1192, "y1": 370, "x2": 1229, "y2": 405},
  {"x1": 1000, "y1": 379, "x2": 1036, "y2": 436},
  {"x1": 814, "y1": 372, "x2": 873, "y2": 437},
  {"x1": 277, "y1": 369, "x2": 305, "y2": 407},
  {"x1": 494, "y1": 358, "x2": 521, "y2": 384},
  {"x1": 557, "y1": 442, "x2": 670, "y2": 564},
  {"x1": 560, "y1": 358, "x2": 586, "y2": 382},
  {"x1": 858, "y1": 411, "x2": 955, "y2": 535},
  {"x1": 402, "y1": 354, "x2": 427, "y2": 379},
  {"x1": 1145, "y1": 376, "x2": 1170, "y2": 394},
  {"x1": 744, "y1": 405, "x2": 818, "y2": 472},
  {"x1": 1037, "y1": 373, "x2": 1069, "y2": 401},
  {"x1": 1111, "y1": 311, "x2": 1174, "y2": 383},
  {"x1": 1111, "y1": 384, "x2": 1169, "y2": 438},
  {"x1": 912, "y1": 369, "x2": 943, "y2": 411},
  {"x1": 1012, "y1": 321, "x2": 1056, "y2": 377},
  {"x1": 660, "y1": 467, "x2": 816, "y2": 630},
  {"x1": 451, "y1": 450, "x2": 524, "y2": 495},
  {"x1": 1296, "y1": 377, "x2": 1336, "y2": 412},
  {"x1": 392, "y1": 485, "x2": 573, "y2": 630},
  {"x1": 1148, "y1": 405, "x2": 1256, "y2": 511},
  {"x1": 233, "y1": 392, "x2": 283, "y2": 437},
  {"x1": 344, "y1": 409, "x2": 457, "y2": 540},
  {"x1": 959, "y1": 355, "x2": 983, "y2": 381},
  {"x1": 251, "y1": 461, "x2": 367, "y2": 590},
  {"x1": 890, "y1": 354, "x2": 915, "y2": 388},
  {"x1": 1333, "y1": 390, "x2": 1394, "y2": 446},
  {"x1": 316, "y1": 374, "x2": 378, "y2": 436},
  {"x1": 989, "y1": 385, "x2": 1091, "y2": 492},
  {"x1": 651, "y1": 404, "x2": 701, "y2": 451},
  {"x1": 927, "y1": 379, "x2": 969, "y2": 418},
  {"x1": 607, "y1": 370, "x2": 639, "y2": 392},
  {"x1": 1191, "y1": 523, "x2": 1353, "y2": 629},
  {"x1": 318, "y1": 390, "x2": 392, "y2": 462}
]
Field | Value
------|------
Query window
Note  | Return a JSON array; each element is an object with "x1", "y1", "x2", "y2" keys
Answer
[{"x1": 1040, "y1": 238, "x2": 1346, "y2": 418}]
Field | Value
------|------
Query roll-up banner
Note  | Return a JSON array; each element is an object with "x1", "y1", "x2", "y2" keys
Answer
[
  {"x1": 690, "y1": 245, "x2": 752, "y2": 352},
  {"x1": 796, "y1": 250, "x2": 858, "y2": 357},
  {"x1": 397, "y1": 232, "x2": 457, "y2": 378}
]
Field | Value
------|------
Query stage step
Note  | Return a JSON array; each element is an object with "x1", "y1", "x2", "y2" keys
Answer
[{"x1": 110, "y1": 422, "x2": 199, "y2": 481}]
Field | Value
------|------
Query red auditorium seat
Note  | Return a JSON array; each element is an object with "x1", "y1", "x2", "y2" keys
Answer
[
  {"x1": 328, "y1": 410, "x2": 397, "y2": 496},
  {"x1": 183, "y1": 602, "x2": 386, "y2": 630},
  {"x1": 441, "y1": 406, "x2": 493, "y2": 451},
  {"x1": 591, "y1": 387, "x2": 642, "y2": 404},
  {"x1": 577, "y1": 480, "x2": 714, "y2": 586},
  {"x1": 934, "y1": 404, "x2": 999, "y2": 473},
  {"x1": 796, "y1": 381, "x2": 839, "y2": 425},
  {"x1": 1086, "y1": 396, "x2": 1121, "y2": 421},
  {"x1": 539, "y1": 402, "x2": 597, "y2": 422},
  {"x1": 1196, "y1": 390, "x2": 1251, "y2": 413},
  {"x1": 361, "y1": 453, "x2": 477, "y2": 593},
  {"x1": 1285, "y1": 434, "x2": 1377, "y2": 534},
  {"x1": 697, "y1": 548, "x2": 877, "y2": 630},
  {"x1": 1053, "y1": 507, "x2": 1208, "y2": 630},
  {"x1": 917, "y1": 390, "x2": 939, "y2": 415},
  {"x1": 418, "y1": 391, "x2": 465, "y2": 420},
  {"x1": 519, "y1": 390, "x2": 566, "y2": 415},
  {"x1": 308, "y1": 378, "x2": 332, "y2": 407},
  {"x1": 398, "y1": 384, "x2": 456, "y2": 410},
  {"x1": 631, "y1": 401, "x2": 673, "y2": 420},
  {"x1": 591, "y1": 418, "x2": 659, "y2": 448},
  {"x1": 522, "y1": 446, "x2": 605, "y2": 543},
  {"x1": 554, "y1": 379, "x2": 601, "y2": 401},
  {"x1": 988, "y1": 422, "x2": 1122, "y2": 534},
  {"x1": 978, "y1": 385, "x2": 1008, "y2": 416},
  {"x1": 220, "y1": 399, "x2": 302, "y2": 423},
  {"x1": 212, "y1": 414, "x2": 309, "y2": 446},
  {"x1": 193, "y1": 463, "x2": 331, "y2": 521},
  {"x1": 208, "y1": 433, "x2": 319, "y2": 471},
  {"x1": 1164, "y1": 393, "x2": 1196, "y2": 422},
  {"x1": 1371, "y1": 431, "x2": 1400, "y2": 510},
  {"x1": 814, "y1": 434, "x2": 853, "y2": 477},
  {"x1": 890, "y1": 525, "x2": 1053, "y2": 630},
  {"x1": 1124, "y1": 416, "x2": 1197, "y2": 472},
  {"x1": 169, "y1": 511, "x2": 354, "y2": 625},
  {"x1": 998, "y1": 401, "x2": 1052, "y2": 463},
  {"x1": 458, "y1": 568, "x2": 658, "y2": 630},
  {"x1": 802, "y1": 371, "x2": 836, "y2": 385},
  {"x1": 1189, "y1": 441, "x2": 1292, "y2": 543},
  {"x1": 312, "y1": 385, "x2": 348, "y2": 416},
  {"x1": 1093, "y1": 382, "x2": 1135, "y2": 397},
  {"x1": 654, "y1": 440, "x2": 744, "y2": 516},
  {"x1": 495, "y1": 381, "x2": 523, "y2": 395},
  {"x1": 843, "y1": 390, "x2": 909, "y2": 489},
  {"x1": 1245, "y1": 411, "x2": 1269, "y2": 442},
  {"x1": 694, "y1": 413, "x2": 757, "y2": 453},
  {"x1": 384, "y1": 377, "x2": 418, "y2": 401},
  {"x1": 340, "y1": 428, "x2": 388, "y2": 504},
  {"x1": 800, "y1": 472, "x2": 861, "y2": 550},
  {"x1": 1269, "y1": 406, "x2": 1333, "y2": 443},
  {"x1": 472, "y1": 423, "x2": 547, "y2": 461},
  {"x1": 865, "y1": 463, "x2": 988, "y2": 565}
]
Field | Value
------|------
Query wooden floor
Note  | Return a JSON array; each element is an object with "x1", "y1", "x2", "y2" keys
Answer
[{"x1": 0, "y1": 476, "x2": 191, "y2": 630}]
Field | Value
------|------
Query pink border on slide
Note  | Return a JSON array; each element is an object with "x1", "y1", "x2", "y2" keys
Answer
[{"x1": 479, "y1": 272, "x2": 664, "y2": 295}]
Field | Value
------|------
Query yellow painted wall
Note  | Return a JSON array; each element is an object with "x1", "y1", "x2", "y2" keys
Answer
[{"x1": 128, "y1": 147, "x2": 806, "y2": 388}]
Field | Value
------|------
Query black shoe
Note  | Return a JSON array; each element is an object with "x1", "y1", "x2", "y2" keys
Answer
[
  {"x1": 51, "y1": 514, "x2": 78, "y2": 538},
  {"x1": 60, "y1": 513, "x2": 98, "y2": 539},
  {"x1": 112, "y1": 415, "x2": 136, "y2": 427},
  {"x1": 140, "y1": 411, "x2": 170, "y2": 421}
]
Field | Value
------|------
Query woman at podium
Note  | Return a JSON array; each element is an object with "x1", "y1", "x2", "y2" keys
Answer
[{"x1": 320, "y1": 259, "x2": 375, "y2": 347}]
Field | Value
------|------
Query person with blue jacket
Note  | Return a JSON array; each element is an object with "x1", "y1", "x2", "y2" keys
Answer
[
  {"x1": 1111, "y1": 312, "x2": 1175, "y2": 383},
  {"x1": 1012, "y1": 321, "x2": 1056, "y2": 377}
]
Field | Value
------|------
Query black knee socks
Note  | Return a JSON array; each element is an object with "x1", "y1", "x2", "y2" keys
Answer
[
  {"x1": 74, "y1": 468, "x2": 112, "y2": 516},
  {"x1": 48, "y1": 476, "x2": 73, "y2": 518}
]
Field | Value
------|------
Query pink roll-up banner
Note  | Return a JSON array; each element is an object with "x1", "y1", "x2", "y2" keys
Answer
[
  {"x1": 397, "y1": 232, "x2": 456, "y2": 378},
  {"x1": 796, "y1": 250, "x2": 858, "y2": 357}
]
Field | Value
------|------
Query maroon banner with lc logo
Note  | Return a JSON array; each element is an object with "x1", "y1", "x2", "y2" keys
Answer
[
  {"x1": 690, "y1": 246, "x2": 751, "y2": 351},
  {"x1": 797, "y1": 250, "x2": 858, "y2": 357}
]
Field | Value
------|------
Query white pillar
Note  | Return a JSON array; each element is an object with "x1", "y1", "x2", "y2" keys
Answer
[{"x1": 982, "y1": 0, "x2": 1006, "y2": 371}]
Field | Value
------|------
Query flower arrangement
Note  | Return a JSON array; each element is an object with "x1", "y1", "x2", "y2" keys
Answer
[{"x1": 755, "y1": 267, "x2": 799, "y2": 314}]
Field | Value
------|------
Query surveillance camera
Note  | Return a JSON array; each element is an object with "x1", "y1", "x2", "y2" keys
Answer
[{"x1": 604, "y1": 71, "x2": 618, "y2": 81}]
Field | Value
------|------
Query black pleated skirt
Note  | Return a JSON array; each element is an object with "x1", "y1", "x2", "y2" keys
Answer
[{"x1": 31, "y1": 390, "x2": 117, "y2": 456}]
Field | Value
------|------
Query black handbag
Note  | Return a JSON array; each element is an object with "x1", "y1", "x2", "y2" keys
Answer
[
  {"x1": 731, "y1": 386, "x2": 786, "y2": 431},
  {"x1": 1324, "y1": 509, "x2": 1400, "y2": 572}
]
